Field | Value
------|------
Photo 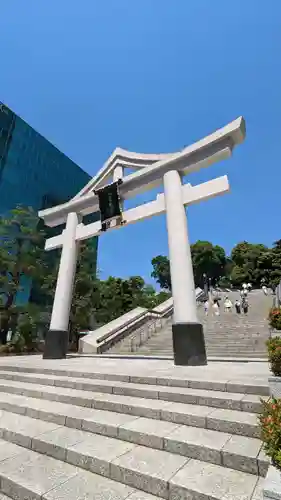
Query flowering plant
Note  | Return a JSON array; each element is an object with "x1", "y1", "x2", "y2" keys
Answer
[
  {"x1": 266, "y1": 336, "x2": 281, "y2": 376},
  {"x1": 269, "y1": 308, "x2": 281, "y2": 331},
  {"x1": 259, "y1": 397, "x2": 281, "y2": 471}
]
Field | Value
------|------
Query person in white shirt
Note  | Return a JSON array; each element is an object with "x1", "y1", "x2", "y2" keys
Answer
[{"x1": 224, "y1": 296, "x2": 233, "y2": 312}]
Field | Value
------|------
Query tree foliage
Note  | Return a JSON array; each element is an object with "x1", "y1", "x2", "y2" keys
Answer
[
  {"x1": 191, "y1": 241, "x2": 226, "y2": 288},
  {"x1": 151, "y1": 255, "x2": 171, "y2": 290},
  {"x1": 0, "y1": 206, "x2": 45, "y2": 343},
  {"x1": 151, "y1": 239, "x2": 281, "y2": 291},
  {"x1": 0, "y1": 205, "x2": 169, "y2": 350}
]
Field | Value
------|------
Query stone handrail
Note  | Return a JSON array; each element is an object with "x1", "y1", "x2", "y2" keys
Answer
[
  {"x1": 129, "y1": 314, "x2": 172, "y2": 353},
  {"x1": 79, "y1": 297, "x2": 174, "y2": 354}
]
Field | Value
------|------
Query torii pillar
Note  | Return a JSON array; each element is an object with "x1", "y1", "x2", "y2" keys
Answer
[{"x1": 164, "y1": 170, "x2": 205, "y2": 365}]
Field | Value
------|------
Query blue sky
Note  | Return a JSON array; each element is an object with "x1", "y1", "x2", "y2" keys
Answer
[{"x1": 1, "y1": 1, "x2": 280, "y2": 286}]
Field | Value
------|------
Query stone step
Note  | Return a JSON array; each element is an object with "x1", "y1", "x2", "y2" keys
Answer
[
  {"x1": 0, "y1": 438, "x2": 155, "y2": 500},
  {"x1": 0, "y1": 412, "x2": 268, "y2": 499},
  {"x1": 0, "y1": 410, "x2": 268, "y2": 477},
  {"x1": 0, "y1": 390, "x2": 261, "y2": 439},
  {"x1": 0, "y1": 367, "x2": 269, "y2": 396},
  {"x1": 0, "y1": 438, "x2": 264, "y2": 500},
  {"x1": 0, "y1": 371, "x2": 268, "y2": 410},
  {"x1": 0, "y1": 377, "x2": 263, "y2": 415}
]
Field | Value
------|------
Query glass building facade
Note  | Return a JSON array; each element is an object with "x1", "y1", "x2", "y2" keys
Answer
[{"x1": 0, "y1": 101, "x2": 98, "y2": 304}]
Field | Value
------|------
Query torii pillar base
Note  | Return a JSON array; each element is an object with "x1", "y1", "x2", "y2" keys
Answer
[
  {"x1": 172, "y1": 322, "x2": 207, "y2": 366},
  {"x1": 43, "y1": 330, "x2": 68, "y2": 360}
]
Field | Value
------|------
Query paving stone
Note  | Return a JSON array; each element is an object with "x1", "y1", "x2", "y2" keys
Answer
[
  {"x1": 226, "y1": 379, "x2": 269, "y2": 396},
  {"x1": 207, "y1": 408, "x2": 259, "y2": 438},
  {"x1": 118, "y1": 417, "x2": 179, "y2": 449},
  {"x1": 263, "y1": 465, "x2": 281, "y2": 500},
  {"x1": 165, "y1": 425, "x2": 230, "y2": 464},
  {"x1": 251, "y1": 477, "x2": 264, "y2": 500},
  {"x1": 43, "y1": 468, "x2": 134, "y2": 500},
  {"x1": 0, "y1": 438, "x2": 25, "y2": 462},
  {"x1": 257, "y1": 447, "x2": 270, "y2": 477},
  {"x1": 130, "y1": 376, "x2": 158, "y2": 385},
  {"x1": 110, "y1": 444, "x2": 188, "y2": 499},
  {"x1": 169, "y1": 458, "x2": 259, "y2": 500},
  {"x1": 187, "y1": 378, "x2": 227, "y2": 392},
  {"x1": 67, "y1": 432, "x2": 135, "y2": 476},
  {"x1": 32, "y1": 426, "x2": 87, "y2": 460},
  {"x1": 81, "y1": 409, "x2": 138, "y2": 437},
  {"x1": 92, "y1": 393, "x2": 169, "y2": 419},
  {"x1": 0, "y1": 410, "x2": 59, "y2": 449},
  {"x1": 112, "y1": 382, "x2": 160, "y2": 400},
  {"x1": 222, "y1": 434, "x2": 261, "y2": 474},
  {"x1": 241, "y1": 394, "x2": 263, "y2": 413},
  {"x1": 24, "y1": 398, "x2": 85, "y2": 426},
  {"x1": 0, "y1": 392, "x2": 29, "y2": 415},
  {"x1": 0, "y1": 447, "x2": 78, "y2": 500},
  {"x1": 161, "y1": 401, "x2": 213, "y2": 427}
]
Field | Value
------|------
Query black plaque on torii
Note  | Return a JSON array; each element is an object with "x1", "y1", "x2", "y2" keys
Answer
[{"x1": 94, "y1": 179, "x2": 124, "y2": 232}]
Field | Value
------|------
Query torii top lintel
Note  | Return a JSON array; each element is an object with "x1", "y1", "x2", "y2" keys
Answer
[{"x1": 39, "y1": 116, "x2": 245, "y2": 228}]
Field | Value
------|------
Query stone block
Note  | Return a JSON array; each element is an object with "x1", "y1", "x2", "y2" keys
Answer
[
  {"x1": 118, "y1": 417, "x2": 179, "y2": 450},
  {"x1": 161, "y1": 401, "x2": 212, "y2": 427},
  {"x1": 187, "y1": 379, "x2": 227, "y2": 392},
  {"x1": 207, "y1": 408, "x2": 259, "y2": 438},
  {"x1": 169, "y1": 458, "x2": 259, "y2": 500},
  {"x1": 81, "y1": 409, "x2": 137, "y2": 437},
  {"x1": 159, "y1": 386, "x2": 198, "y2": 405},
  {"x1": 241, "y1": 394, "x2": 263, "y2": 413},
  {"x1": 110, "y1": 445, "x2": 188, "y2": 499},
  {"x1": 0, "y1": 393, "x2": 28, "y2": 415},
  {"x1": 130, "y1": 376, "x2": 157, "y2": 385},
  {"x1": 156, "y1": 376, "x2": 190, "y2": 388},
  {"x1": 165, "y1": 425, "x2": 230, "y2": 464},
  {"x1": 23, "y1": 399, "x2": 68, "y2": 425},
  {"x1": 67, "y1": 432, "x2": 135, "y2": 477},
  {"x1": 0, "y1": 411, "x2": 59, "y2": 449},
  {"x1": 31, "y1": 426, "x2": 86, "y2": 461},
  {"x1": 196, "y1": 389, "x2": 243, "y2": 410},
  {"x1": 0, "y1": 438, "x2": 24, "y2": 462},
  {"x1": 0, "y1": 448, "x2": 78, "y2": 500},
  {"x1": 226, "y1": 379, "x2": 269, "y2": 396},
  {"x1": 263, "y1": 465, "x2": 281, "y2": 500},
  {"x1": 257, "y1": 448, "x2": 270, "y2": 477},
  {"x1": 43, "y1": 468, "x2": 134, "y2": 500},
  {"x1": 92, "y1": 393, "x2": 166, "y2": 419},
  {"x1": 222, "y1": 434, "x2": 261, "y2": 474},
  {"x1": 113, "y1": 383, "x2": 159, "y2": 400},
  {"x1": 268, "y1": 376, "x2": 281, "y2": 399}
]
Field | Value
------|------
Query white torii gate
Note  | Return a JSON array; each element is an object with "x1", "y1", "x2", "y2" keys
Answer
[{"x1": 39, "y1": 117, "x2": 246, "y2": 365}]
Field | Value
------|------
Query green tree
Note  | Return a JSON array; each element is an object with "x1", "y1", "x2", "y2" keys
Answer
[
  {"x1": 269, "y1": 240, "x2": 281, "y2": 288},
  {"x1": 151, "y1": 255, "x2": 171, "y2": 290},
  {"x1": 0, "y1": 206, "x2": 45, "y2": 343},
  {"x1": 94, "y1": 275, "x2": 166, "y2": 325},
  {"x1": 191, "y1": 241, "x2": 226, "y2": 287},
  {"x1": 230, "y1": 241, "x2": 268, "y2": 287}
]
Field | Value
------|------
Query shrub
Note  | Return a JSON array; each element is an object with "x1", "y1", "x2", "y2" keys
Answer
[
  {"x1": 259, "y1": 397, "x2": 281, "y2": 471},
  {"x1": 267, "y1": 336, "x2": 281, "y2": 376},
  {"x1": 269, "y1": 308, "x2": 281, "y2": 331}
]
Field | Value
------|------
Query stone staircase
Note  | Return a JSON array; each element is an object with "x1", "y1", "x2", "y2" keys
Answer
[
  {"x1": 0, "y1": 358, "x2": 270, "y2": 499},
  {"x1": 109, "y1": 289, "x2": 272, "y2": 358}
]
